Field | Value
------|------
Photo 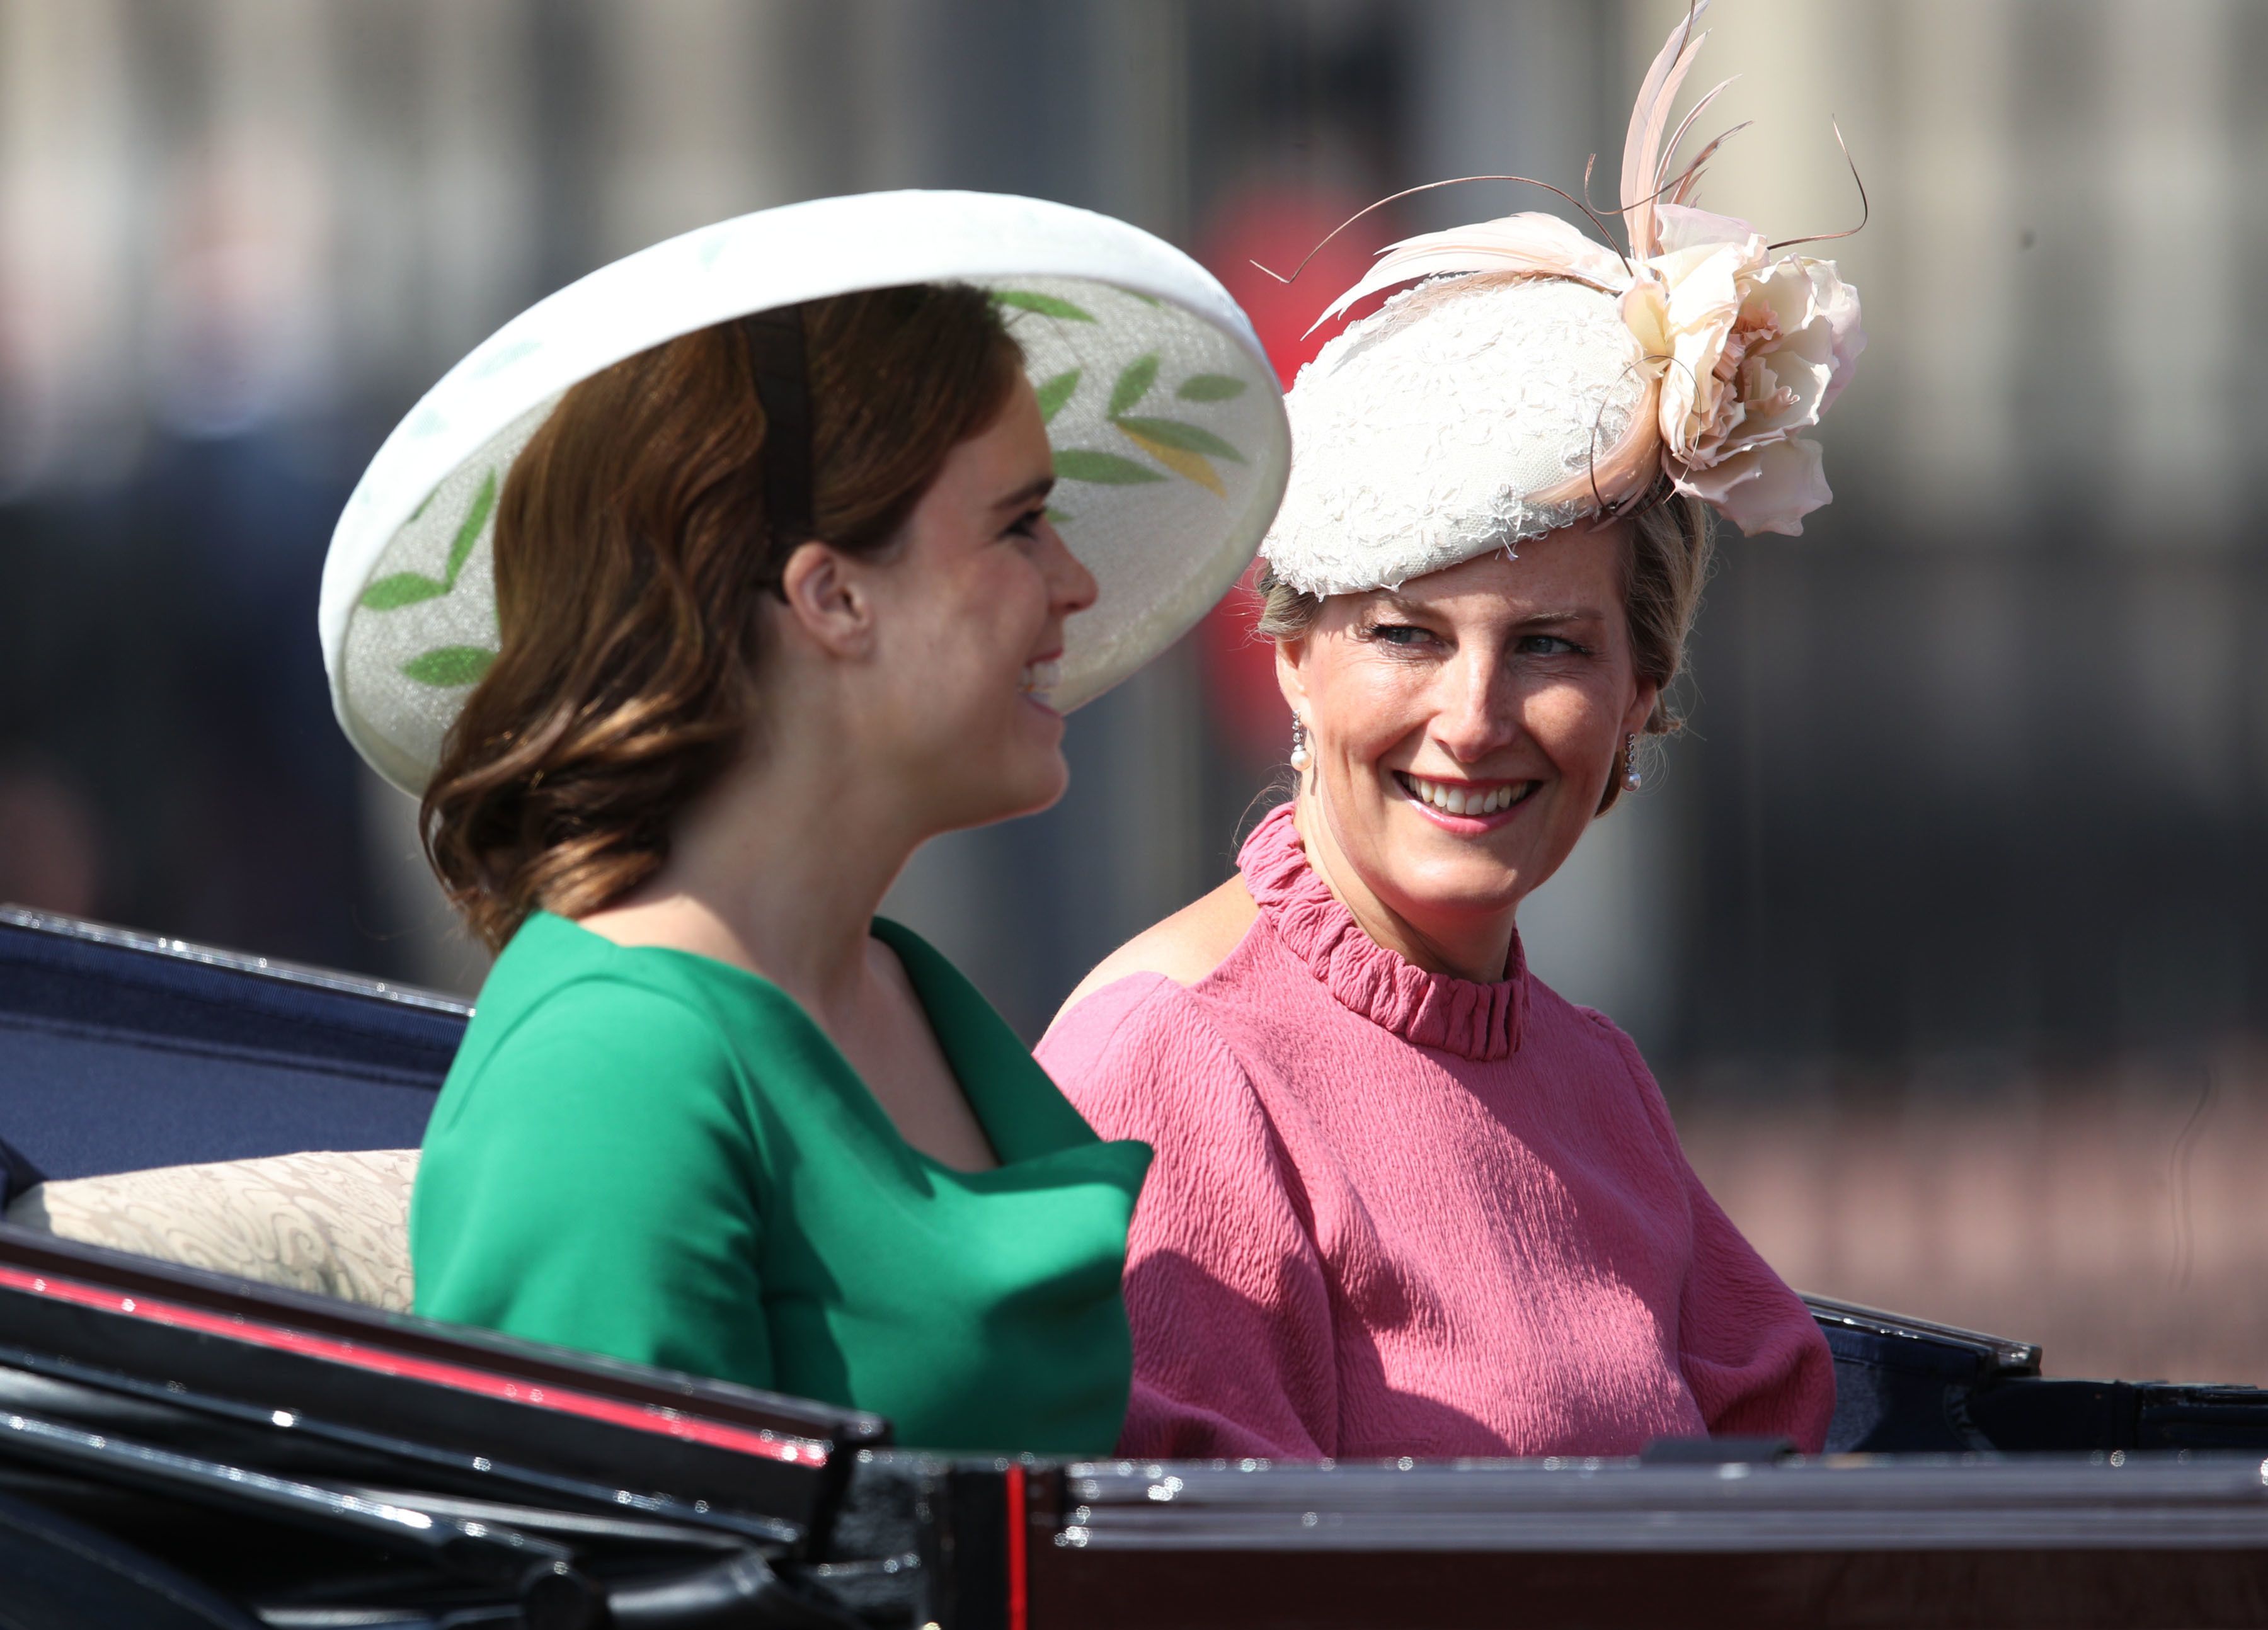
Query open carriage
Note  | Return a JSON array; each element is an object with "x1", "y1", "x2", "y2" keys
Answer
[{"x1": 5, "y1": 903, "x2": 2268, "y2": 1629}]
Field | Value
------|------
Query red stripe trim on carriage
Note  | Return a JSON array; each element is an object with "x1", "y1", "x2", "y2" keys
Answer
[
  {"x1": 0, "y1": 1265, "x2": 827, "y2": 1466},
  {"x1": 1005, "y1": 1459, "x2": 1028, "y2": 1630}
]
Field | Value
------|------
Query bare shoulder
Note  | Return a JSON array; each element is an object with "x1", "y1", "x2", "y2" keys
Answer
[{"x1": 1052, "y1": 874, "x2": 1259, "y2": 1025}]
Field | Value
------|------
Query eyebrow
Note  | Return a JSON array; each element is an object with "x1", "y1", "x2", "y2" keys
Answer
[
  {"x1": 994, "y1": 474, "x2": 1056, "y2": 511},
  {"x1": 1511, "y1": 606, "x2": 1612, "y2": 625},
  {"x1": 1370, "y1": 593, "x2": 1610, "y2": 625}
]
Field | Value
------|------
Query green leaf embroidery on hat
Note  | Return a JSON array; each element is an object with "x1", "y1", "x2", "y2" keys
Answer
[
  {"x1": 1112, "y1": 415, "x2": 1244, "y2": 463},
  {"x1": 442, "y1": 470, "x2": 498, "y2": 590},
  {"x1": 1034, "y1": 369, "x2": 1081, "y2": 424},
  {"x1": 401, "y1": 646, "x2": 495, "y2": 687},
  {"x1": 360, "y1": 469, "x2": 496, "y2": 610},
  {"x1": 993, "y1": 290, "x2": 1096, "y2": 322},
  {"x1": 1113, "y1": 426, "x2": 1218, "y2": 495},
  {"x1": 1108, "y1": 355, "x2": 1159, "y2": 417},
  {"x1": 363, "y1": 470, "x2": 503, "y2": 683},
  {"x1": 1031, "y1": 346, "x2": 1247, "y2": 498},
  {"x1": 358, "y1": 572, "x2": 450, "y2": 610},
  {"x1": 1176, "y1": 373, "x2": 1247, "y2": 402},
  {"x1": 1053, "y1": 449, "x2": 1166, "y2": 485}
]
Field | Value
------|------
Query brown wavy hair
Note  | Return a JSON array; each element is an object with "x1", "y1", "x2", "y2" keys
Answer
[
  {"x1": 421, "y1": 283, "x2": 1024, "y2": 950},
  {"x1": 1254, "y1": 477, "x2": 1713, "y2": 815}
]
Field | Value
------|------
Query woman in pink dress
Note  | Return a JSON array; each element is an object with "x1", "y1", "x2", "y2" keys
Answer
[{"x1": 1038, "y1": 6, "x2": 1864, "y2": 1461}]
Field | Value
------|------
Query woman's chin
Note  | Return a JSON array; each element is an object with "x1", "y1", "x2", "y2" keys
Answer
[
  {"x1": 941, "y1": 744, "x2": 1070, "y2": 830},
  {"x1": 1004, "y1": 756, "x2": 1072, "y2": 819},
  {"x1": 1395, "y1": 864, "x2": 1528, "y2": 923},
  {"x1": 1374, "y1": 812, "x2": 1541, "y2": 915}
]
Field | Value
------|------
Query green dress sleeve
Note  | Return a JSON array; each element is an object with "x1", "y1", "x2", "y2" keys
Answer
[{"x1": 410, "y1": 980, "x2": 774, "y2": 1388}]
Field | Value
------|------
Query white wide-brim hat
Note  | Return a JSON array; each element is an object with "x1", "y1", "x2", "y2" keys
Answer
[{"x1": 320, "y1": 190, "x2": 1292, "y2": 795}]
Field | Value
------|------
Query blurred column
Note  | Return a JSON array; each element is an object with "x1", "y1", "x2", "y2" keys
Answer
[
  {"x1": 1885, "y1": 0, "x2": 2019, "y2": 534},
  {"x1": 329, "y1": 0, "x2": 543, "y2": 392},
  {"x1": 1087, "y1": 0, "x2": 1190, "y2": 239},
  {"x1": 415, "y1": 0, "x2": 541, "y2": 350},
  {"x1": 152, "y1": 0, "x2": 341, "y2": 435},
  {"x1": 0, "y1": 0, "x2": 138, "y2": 489},
  {"x1": 2102, "y1": 2, "x2": 2245, "y2": 820},
  {"x1": 2105, "y1": 0, "x2": 2236, "y2": 539},
  {"x1": 589, "y1": 0, "x2": 816, "y2": 256},
  {"x1": 1409, "y1": 0, "x2": 1615, "y2": 233},
  {"x1": 831, "y1": 0, "x2": 937, "y2": 193}
]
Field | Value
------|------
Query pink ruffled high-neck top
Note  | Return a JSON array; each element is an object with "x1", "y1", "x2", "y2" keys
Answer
[{"x1": 1037, "y1": 804, "x2": 1833, "y2": 1460}]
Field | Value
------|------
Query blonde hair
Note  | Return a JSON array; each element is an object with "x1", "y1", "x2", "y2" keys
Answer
[{"x1": 1255, "y1": 478, "x2": 1712, "y2": 813}]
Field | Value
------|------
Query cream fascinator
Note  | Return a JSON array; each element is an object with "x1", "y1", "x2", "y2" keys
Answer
[
  {"x1": 320, "y1": 191, "x2": 1290, "y2": 794},
  {"x1": 1262, "y1": 0, "x2": 1865, "y2": 598}
]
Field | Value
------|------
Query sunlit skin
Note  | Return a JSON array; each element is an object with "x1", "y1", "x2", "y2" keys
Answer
[
  {"x1": 1058, "y1": 515, "x2": 1656, "y2": 1017},
  {"x1": 1278, "y1": 517, "x2": 1656, "y2": 986},
  {"x1": 851, "y1": 379, "x2": 1095, "y2": 834},
  {"x1": 582, "y1": 375, "x2": 1094, "y2": 1170}
]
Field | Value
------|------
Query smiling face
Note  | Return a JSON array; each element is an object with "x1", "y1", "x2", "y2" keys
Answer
[
  {"x1": 854, "y1": 375, "x2": 1097, "y2": 834},
  {"x1": 1277, "y1": 517, "x2": 1657, "y2": 977}
]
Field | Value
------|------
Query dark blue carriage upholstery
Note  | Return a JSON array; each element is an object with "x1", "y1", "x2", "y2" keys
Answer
[{"x1": 0, "y1": 910, "x2": 461, "y2": 1188}]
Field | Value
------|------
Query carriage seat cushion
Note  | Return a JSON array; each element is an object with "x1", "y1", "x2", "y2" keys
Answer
[{"x1": 2, "y1": 1149, "x2": 419, "y2": 1312}]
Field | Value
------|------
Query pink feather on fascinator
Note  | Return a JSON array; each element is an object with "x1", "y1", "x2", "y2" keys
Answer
[{"x1": 1288, "y1": 0, "x2": 1865, "y2": 543}]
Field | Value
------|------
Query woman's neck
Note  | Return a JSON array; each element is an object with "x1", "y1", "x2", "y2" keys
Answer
[
  {"x1": 578, "y1": 723, "x2": 922, "y2": 1028},
  {"x1": 1293, "y1": 791, "x2": 1519, "y2": 985}
]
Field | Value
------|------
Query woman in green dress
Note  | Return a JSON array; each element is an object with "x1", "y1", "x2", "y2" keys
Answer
[{"x1": 316, "y1": 193, "x2": 1290, "y2": 1454}]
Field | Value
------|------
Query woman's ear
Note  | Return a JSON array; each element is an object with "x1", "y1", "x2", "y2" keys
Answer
[
  {"x1": 1274, "y1": 635, "x2": 1310, "y2": 724},
  {"x1": 1621, "y1": 678, "x2": 1661, "y2": 739},
  {"x1": 777, "y1": 540, "x2": 876, "y2": 659}
]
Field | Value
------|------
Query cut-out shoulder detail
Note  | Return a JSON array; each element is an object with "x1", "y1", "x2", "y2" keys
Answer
[{"x1": 1054, "y1": 875, "x2": 1259, "y2": 1023}]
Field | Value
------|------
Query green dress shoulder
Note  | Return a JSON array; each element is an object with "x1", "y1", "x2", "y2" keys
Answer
[{"x1": 410, "y1": 911, "x2": 1153, "y2": 1456}]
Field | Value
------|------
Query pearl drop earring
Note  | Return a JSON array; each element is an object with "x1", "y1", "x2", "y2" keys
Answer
[
  {"x1": 1290, "y1": 718, "x2": 1312, "y2": 771},
  {"x1": 1622, "y1": 733, "x2": 1642, "y2": 792}
]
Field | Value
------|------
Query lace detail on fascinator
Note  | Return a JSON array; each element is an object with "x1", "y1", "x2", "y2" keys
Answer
[
  {"x1": 1271, "y1": 277, "x2": 1647, "y2": 595},
  {"x1": 1260, "y1": 0, "x2": 1867, "y2": 599}
]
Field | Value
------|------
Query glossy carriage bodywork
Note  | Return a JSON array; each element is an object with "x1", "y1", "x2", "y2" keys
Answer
[{"x1": 6, "y1": 906, "x2": 2268, "y2": 1627}]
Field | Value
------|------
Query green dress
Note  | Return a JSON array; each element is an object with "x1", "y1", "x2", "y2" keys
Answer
[{"x1": 410, "y1": 911, "x2": 1152, "y2": 1455}]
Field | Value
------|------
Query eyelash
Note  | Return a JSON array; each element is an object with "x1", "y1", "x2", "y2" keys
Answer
[
  {"x1": 1005, "y1": 509, "x2": 1046, "y2": 540},
  {"x1": 1360, "y1": 621, "x2": 1431, "y2": 647},
  {"x1": 1356, "y1": 623, "x2": 1590, "y2": 658}
]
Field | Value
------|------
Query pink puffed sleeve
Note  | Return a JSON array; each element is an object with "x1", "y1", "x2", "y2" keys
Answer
[
  {"x1": 1592, "y1": 1017, "x2": 1836, "y2": 1452},
  {"x1": 1038, "y1": 976, "x2": 1337, "y2": 1460},
  {"x1": 1677, "y1": 1172, "x2": 1836, "y2": 1450}
]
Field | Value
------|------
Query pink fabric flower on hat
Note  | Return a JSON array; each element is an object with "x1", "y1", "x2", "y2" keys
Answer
[{"x1": 1619, "y1": 203, "x2": 1864, "y2": 535}]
